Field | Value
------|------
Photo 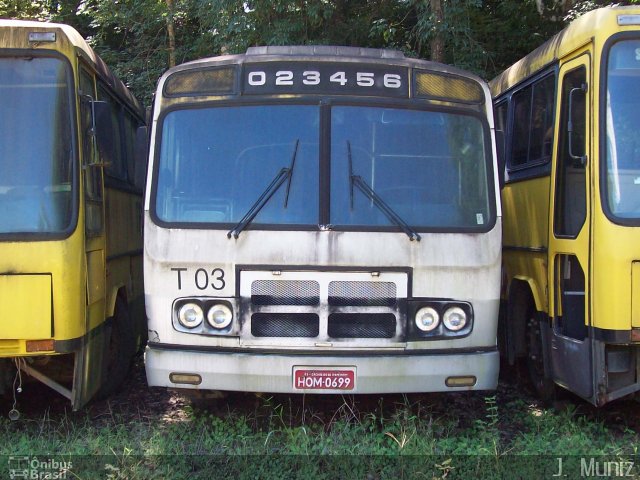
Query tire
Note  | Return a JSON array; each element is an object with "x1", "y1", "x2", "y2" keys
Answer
[
  {"x1": 96, "y1": 297, "x2": 136, "y2": 399},
  {"x1": 526, "y1": 306, "x2": 556, "y2": 402}
]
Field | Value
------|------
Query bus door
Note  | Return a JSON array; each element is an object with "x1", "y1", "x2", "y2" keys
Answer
[
  {"x1": 72, "y1": 67, "x2": 108, "y2": 408},
  {"x1": 548, "y1": 53, "x2": 593, "y2": 400}
]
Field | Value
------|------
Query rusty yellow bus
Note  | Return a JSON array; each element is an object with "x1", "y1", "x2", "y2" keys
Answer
[
  {"x1": 0, "y1": 20, "x2": 147, "y2": 413},
  {"x1": 492, "y1": 6, "x2": 640, "y2": 405}
]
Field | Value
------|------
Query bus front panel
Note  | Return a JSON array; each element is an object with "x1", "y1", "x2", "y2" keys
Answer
[{"x1": 144, "y1": 64, "x2": 502, "y2": 394}]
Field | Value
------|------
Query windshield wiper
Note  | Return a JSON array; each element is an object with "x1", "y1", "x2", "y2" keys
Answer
[
  {"x1": 227, "y1": 139, "x2": 299, "y2": 239},
  {"x1": 347, "y1": 141, "x2": 421, "y2": 242}
]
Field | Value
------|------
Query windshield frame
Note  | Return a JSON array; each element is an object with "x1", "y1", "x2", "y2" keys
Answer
[
  {"x1": 600, "y1": 32, "x2": 640, "y2": 227},
  {"x1": 150, "y1": 97, "x2": 496, "y2": 234},
  {"x1": 0, "y1": 50, "x2": 79, "y2": 241}
]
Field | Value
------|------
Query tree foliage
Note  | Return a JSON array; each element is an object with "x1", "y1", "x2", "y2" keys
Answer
[{"x1": 1, "y1": 0, "x2": 638, "y2": 102}]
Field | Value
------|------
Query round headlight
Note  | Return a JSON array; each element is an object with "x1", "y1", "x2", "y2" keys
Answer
[
  {"x1": 443, "y1": 306, "x2": 467, "y2": 331},
  {"x1": 207, "y1": 304, "x2": 233, "y2": 329},
  {"x1": 415, "y1": 306, "x2": 440, "y2": 332},
  {"x1": 178, "y1": 303, "x2": 203, "y2": 329}
]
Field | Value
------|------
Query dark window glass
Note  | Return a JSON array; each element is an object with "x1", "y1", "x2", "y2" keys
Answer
[
  {"x1": 508, "y1": 74, "x2": 555, "y2": 169},
  {"x1": 123, "y1": 113, "x2": 138, "y2": 184},
  {"x1": 494, "y1": 101, "x2": 508, "y2": 134},
  {"x1": 98, "y1": 85, "x2": 125, "y2": 181},
  {"x1": 554, "y1": 66, "x2": 586, "y2": 238},
  {"x1": 511, "y1": 87, "x2": 532, "y2": 167},
  {"x1": 80, "y1": 69, "x2": 104, "y2": 236},
  {"x1": 0, "y1": 57, "x2": 74, "y2": 234},
  {"x1": 555, "y1": 254, "x2": 587, "y2": 340}
]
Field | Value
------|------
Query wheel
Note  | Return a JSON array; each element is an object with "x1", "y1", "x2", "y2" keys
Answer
[
  {"x1": 526, "y1": 307, "x2": 556, "y2": 402},
  {"x1": 96, "y1": 297, "x2": 136, "y2": 399}
]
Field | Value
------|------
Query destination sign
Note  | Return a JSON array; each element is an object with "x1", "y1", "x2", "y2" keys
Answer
[{"x1": 242, "y1": 62, "x2": 409, "y2": 97}]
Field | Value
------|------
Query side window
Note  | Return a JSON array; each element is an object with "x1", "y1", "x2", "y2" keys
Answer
[
  {"x1": 79, "y1": 70, "x2": 95, "y2": 166},
  {"x1": 508, "y1": 74, "x2": 555, "y2": 170},
  {"x1": 554, "y1": 66, "x2": 587, "y2": 238},
  {"x1": 97, "y1": 84, "x2": 125, "y2": 181},
  {"x1": 555, "y1": 254, "x2": 587, "y2": 340},
  {"x1": 79, "y1": 68, "x2": 93, "y2": 97},
  {"x1": 511, "y1": 87, "x2": 532, "y2": 167},
  {"x1": 494, "y1": 101, "x2": 508, "y2": 134},
  {"x1": 123, "y1": 112, "x2": 139, "y2": 184},
  {"x1": 79, "y1": 69, "x2": 104, "y2": 236}
]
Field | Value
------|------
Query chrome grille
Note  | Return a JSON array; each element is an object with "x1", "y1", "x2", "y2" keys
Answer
[
  {"x1": 328, "y1": 281, "x2": 397, "y2": 307},
  {"x1": 328, "y1": 313, "x2": 396, "y2": 339},
  {"x1": 251, "y1": 313, "x2": 319, "y2": 337},
  {"x1": 241, "y1": 271, "x2": 407, "y2": 344},
  {"x1": 251, "y1": 280, "x2": 320, "y2": 306}
]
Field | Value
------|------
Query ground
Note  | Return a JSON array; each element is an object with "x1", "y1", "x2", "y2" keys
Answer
[{"x1": 2, "y1": 355, "x2": 639, "y2": 438}]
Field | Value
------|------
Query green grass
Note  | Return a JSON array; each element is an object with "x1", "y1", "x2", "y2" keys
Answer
[{"x1": 0, "y1": 388, "x2": 638, "y2": 479}]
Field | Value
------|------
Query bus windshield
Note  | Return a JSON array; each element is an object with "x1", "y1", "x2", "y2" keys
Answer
[
  {"x1": 0, "y1": 56, "x2": 74, "y2": 234},
  {"x1": 330, "y1": 106, "x2": 490, "y2": 229},
  {"x1": 155, "y1": 104, "x2": 492, "y2": 230},
  {"x1": 605, "y1": 39, "x2": 640, "y2": 220}
]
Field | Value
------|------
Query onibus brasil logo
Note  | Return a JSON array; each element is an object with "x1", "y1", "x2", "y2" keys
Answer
[{"x1": 8, "y1": 456, "x2": 72, "y2": 479}]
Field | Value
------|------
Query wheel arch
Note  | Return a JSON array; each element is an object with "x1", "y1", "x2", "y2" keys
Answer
[
  {"x1": 106, "y1": 285, "x2": 129, "y2": 320},
  {"x1": 505, "y1": 277, "x2": 539, "y2": 363}
]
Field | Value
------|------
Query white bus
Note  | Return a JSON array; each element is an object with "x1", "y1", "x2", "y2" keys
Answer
[{"x1": 144, "y1": 46, "x2": 501, "y2": 395}]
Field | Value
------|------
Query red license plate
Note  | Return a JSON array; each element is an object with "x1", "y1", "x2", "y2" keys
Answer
[{"x1": 293, "y1": 367, "x2": 356, "y2": 391}]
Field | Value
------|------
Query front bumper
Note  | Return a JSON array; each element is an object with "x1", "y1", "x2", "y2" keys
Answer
[{"x1": 145, "y1": 344, "x2": 499, "y2": 393}]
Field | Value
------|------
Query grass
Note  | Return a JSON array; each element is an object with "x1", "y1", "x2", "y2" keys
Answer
[{"x1": 0, "y1": 376, "x2": 638, "y2": 479}]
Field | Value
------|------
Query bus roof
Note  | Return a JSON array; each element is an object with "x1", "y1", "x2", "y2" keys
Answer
[
  {"x1": 0, "y1": 19, "x2": 143, "y2": 114},
  {"x1": 490, "y1": 6, "x2": 640, "y2": 97},
  {"x1": 155, "y1": 45, "x2": 492, "y2": 110},
  {"x1": 245, "y1": 45, "x2": 406, "y2": 59},
  {"x1": 162, "y1": 44, "x2": 484, "y2": 85}
]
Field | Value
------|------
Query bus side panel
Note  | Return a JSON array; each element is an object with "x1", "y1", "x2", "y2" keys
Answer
[
  {"x1": 105, "y1": 187, "x2": 144, "y2": 315},
  {"x1": 591, "y1": 210, "x2": 640, "y2": 401},
  {"x1": 592, "y1": 220, "x2": 640, "y2": 333},
  {"x1": 502, "y1": 175, "x2": 551, "y2": 315},
  {"x1": 0, "y1": 275, "x2": 52, "y2": 339},
  {"x1": 0, "y1": 232, "x2": 86, "y2": 351}
]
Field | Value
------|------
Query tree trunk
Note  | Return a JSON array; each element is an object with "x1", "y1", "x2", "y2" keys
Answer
[
  {"x1": 430, "y1": 0, "x2": 445, "y2": 63},
  {"x1": 166, "y1": 0, "x2": 176, "y2": 68},
  {"x1": 559, "y1": 0, "x2": 576, "y2": 13},
  {"x1": 536, "y1": 0, "x2": 576, "y2": 15}
]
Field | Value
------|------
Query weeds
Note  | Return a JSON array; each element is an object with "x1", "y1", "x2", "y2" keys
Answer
[
  {"x1": 0, "y1": 389, "x2": 638, "y2": 479},
  {"x1": 384, "y1": 429, "x2": 414, "y2": 450}
]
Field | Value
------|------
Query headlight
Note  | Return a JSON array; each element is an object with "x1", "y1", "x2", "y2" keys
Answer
[
  {"x1": 206, "y1": 304, "x2": 233, "y2": 329},
  {"x1": 443, "y1": 306, "x2": 467, "y2": 331},
  {"x1": 415, "y1": 306, "x2": 440, "y2": 332},
  {"x1": 178, "y1": 303, "x2": 204, "y2": 328}
]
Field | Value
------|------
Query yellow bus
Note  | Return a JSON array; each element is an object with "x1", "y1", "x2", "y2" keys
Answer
[
  {"x1": 0, "y1": 20, "x2": 147, "y2": 412},
  {"x1": 492, "y1": 6, "x2": 640, "y2": 405}
]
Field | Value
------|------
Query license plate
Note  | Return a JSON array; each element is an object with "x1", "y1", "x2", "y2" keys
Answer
[{"x1": 293, "y1": 366, "x2": 356, "y2": 391}]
